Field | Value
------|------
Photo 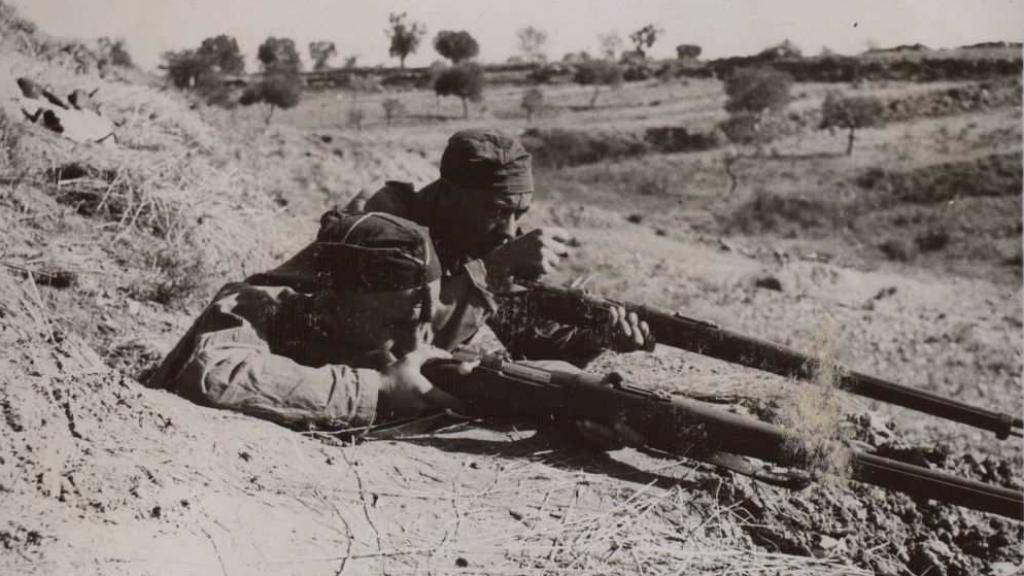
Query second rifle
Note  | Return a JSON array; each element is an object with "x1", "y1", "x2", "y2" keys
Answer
[{"x1": 511, "y1": 280, "x2": 1023, "y2": 439}]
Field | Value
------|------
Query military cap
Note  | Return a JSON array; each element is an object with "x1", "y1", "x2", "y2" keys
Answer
[
  {"x1": 315, "y1": 210, "x2": 442, "y2": 292},
  {"x1": 440, "y1": 129, "x2": 534, "y2": 197}
]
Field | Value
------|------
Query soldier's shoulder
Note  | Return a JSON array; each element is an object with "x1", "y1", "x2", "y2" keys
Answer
[
  {"x1": 344, "y1": 181, "x2": 417, "y2": 214},
  {"x1": 382, "y1": 180, "x2": 415, "y2": 193}
]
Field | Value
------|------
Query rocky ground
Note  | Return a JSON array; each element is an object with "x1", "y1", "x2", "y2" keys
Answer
[{"x1": 0, "y1": 5, "x2": 1021, "y2": 575}]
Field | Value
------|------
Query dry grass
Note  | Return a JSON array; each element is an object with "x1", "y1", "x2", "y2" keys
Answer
[{"x1": 777, "y1": 319, "x2": 852, "y2": 480}]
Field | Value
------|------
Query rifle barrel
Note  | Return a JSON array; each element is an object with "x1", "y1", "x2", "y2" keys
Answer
[
  {"x1": 523, "y1": 282, "x2": 1022, "y2": 439},
  {"x1": 424, "y1": 355, "x2": 1024, "y2": 520}
]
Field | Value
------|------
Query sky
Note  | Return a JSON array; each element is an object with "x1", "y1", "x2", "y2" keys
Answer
[{"x1": 12, "y1": 0, "x2": 1024, "y2": 72}]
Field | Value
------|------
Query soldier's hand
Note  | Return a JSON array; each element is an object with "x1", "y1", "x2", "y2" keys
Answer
[
  {"x1": 608, "y1": 306, "x2": 654, "y2": 353},
  {"x1": 484, "y1": 227, "x2": 573, "y2": 283},
  {"x1": 381, "y1": 324, "x2": 462, "y2": 418}
]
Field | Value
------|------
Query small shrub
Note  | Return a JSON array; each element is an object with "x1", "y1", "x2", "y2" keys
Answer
[
  {"x1": 878, "y1": 238, "x2": 915, "y2": 261},
  {"x1": 521, "y1": 87, "x2": 544, "y2": 122},
  {"x1": 347, "y1": 106, "x2": 365, "y2": 131},
  {"x1": 381, "y1": 98, "x2": 406, "y2": 128},
  {"x1": 915, "y1": 229, "x2": 950, "y2": 252}
]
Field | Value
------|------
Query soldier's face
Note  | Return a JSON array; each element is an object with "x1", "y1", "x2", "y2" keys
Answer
[
  {"x1": 454, "y1": 191, "x2": 531, "y2": 259},
  {"x1": 324, "y1": 280, "x2": 442, "y2": 358}
]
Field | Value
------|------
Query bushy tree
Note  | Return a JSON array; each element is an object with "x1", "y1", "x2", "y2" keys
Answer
[
  {"x1": 573, "y1": 59, "x2": 623, "y2": 108},
  {"x1": 676, "y1": 44, "x2": 702, "y2": 60},
  {"x1": 598, "y1": 32, "x2": 623, "y2": 60},
  {"x1": 434, "y1": 30, "x2": 479, "y2": 64},
  {"x1": 723, "y1": 66, "x2": 793, "y2": 116},
  {"x1": 628, "y1": 24, "x2": 661, "y2": 58},
  {"x1": 163, "y1": 50, "x2": 201, "y2": 88},
  {"x1": 309, "y1": 41, "x2": 337, "y2": 71},
  {"x1": 718, "y1": 66, "x2": 794, "y2": 188},
  {"x1": 521, "y1": 87, "x2": 544, "y2": 122},
  {"x1": 820, "y1": 91, "x2": 886, "y2": 155},
  {"x1": 197, "y1": 35, "x2": 245, "y2": 74},
  {"x1": 434, "y1": 63, "x2": 484, "y2": 118},
  {"x1": 162, "y1": 34, "x2": 244, "y2": 96},
  {"x1": 381, "y1": 97, "x2": 406, "y2": 128},
  {"x1": 240, "y1": 74, "x2": 301, "y2": 124},
  {"x1": 517, "y1": 26, "x2": 548, "y2": 64},
  {"x1": 257, "y1": 37, "x2": 302, "y2": 74},
  {"x1": 386, "y1": 12, "x2": 426, "y2": 68}
]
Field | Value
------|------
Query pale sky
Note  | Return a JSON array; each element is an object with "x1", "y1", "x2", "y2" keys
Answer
[{"x1": 12, "y1": 0, "x2": 1024, "y2": 71}]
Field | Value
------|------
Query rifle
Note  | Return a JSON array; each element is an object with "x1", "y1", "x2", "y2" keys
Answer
[
  {"x1": 508, "y1": 280, "x2": 1023, "y2": 439},
  {"x1": 421, "y1": 351, "x2": 1024, "y2": 520}
]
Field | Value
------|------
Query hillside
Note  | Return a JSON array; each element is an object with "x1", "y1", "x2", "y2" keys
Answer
[{"x1": 1, "y1": 4, "x2": 1021, "y2": 575}]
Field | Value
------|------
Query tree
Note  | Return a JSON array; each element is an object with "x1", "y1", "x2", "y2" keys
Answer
[
  {"x1": 598, "y1": 32, "x2": 623, "y2": 61},
  {"x1": 162, "y1": 50, "x2": 207, "y2": 89},
  {"x1": 820, "y1": 91, "x2": 885, "y2": 155},
  {"x1": 676, "y1": 44, "x2": 702, "y2": 60},
  {"x1": 240, "y1": 74, "x2": 300, "y2": 124},
  {"x1": 162, "y1": 34, "x2": 244, "y2": 90},
  {"x1": 197, "y1": 34, "x2": 245, "y2": 75},
  {"x1": 257, "y1": 37, "x2": 302, "y2": 74},
  {"x1": 381, "y1": 97, "x2": 406, "y2": 128},
  {"x1": 517, "y1": 26, "x2": 548, "y2": 64},
  {"x1": 434, "y1": 63, "x2": 484, "y2": 118},
  {"x1": 628, "y1": 24, "x2": 661, "y2": 58},
  {"x1": 386, "y1": 12, "x2": 426, "y2": 68},
  {"x1": 573, "y1": 59, "x2": 623, "y2": 108},
  {"x1": 718, "y1": 67, "x2": 794, "y2": 187},
  {"x1": 434, "y1": 30, "x2": 479, "y2": 64},
  {"x1": 521, "y1": 87, "x2": 544, "y2": 122},
  {"x1": 723, "y1": 67, "x2": 793, "y2": 116},
  {"x1": 98, "y1": 37, "x2": 133, "y2": 67},
  {"x1": 309, "y1": 41, "x2": 337, "y2": 71},
  {"x1": 759, "y1": 39, "x2": 803, "y2": 60}
]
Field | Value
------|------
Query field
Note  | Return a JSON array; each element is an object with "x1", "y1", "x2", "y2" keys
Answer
[{"x1": 0, "y1": 6, "x2": 1021, "y2": 575}]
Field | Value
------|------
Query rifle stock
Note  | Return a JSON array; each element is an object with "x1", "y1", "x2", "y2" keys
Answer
[
  {"x1": 422, "y1": 352, "x2": 1024, "y2": 520},
  {"x1": 515, "y1": 281, "x2": 1023, "y2": 439}
]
